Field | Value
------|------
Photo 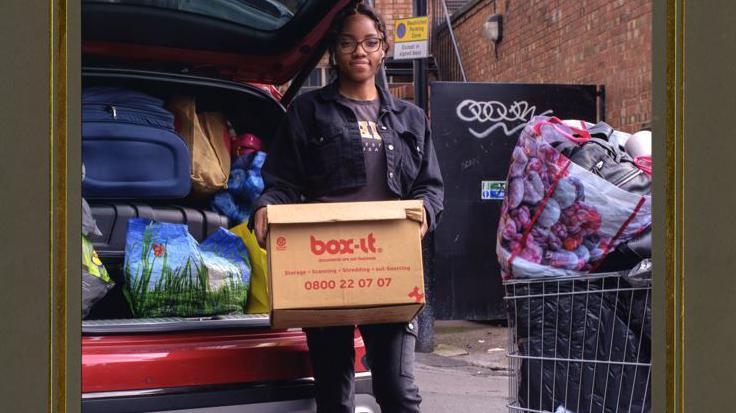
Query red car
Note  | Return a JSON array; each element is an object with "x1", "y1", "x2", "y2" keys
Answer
[{"x1": 81, "y1": 1, "x2": 379, "y2": 411}]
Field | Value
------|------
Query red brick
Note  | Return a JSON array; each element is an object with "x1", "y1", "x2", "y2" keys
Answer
[
  {"x1": 430, "y1": 0, "x2": 651, "y2": 132},
  {"x1": 373, "y1": 0, "x2": 650, "y2": 131}
]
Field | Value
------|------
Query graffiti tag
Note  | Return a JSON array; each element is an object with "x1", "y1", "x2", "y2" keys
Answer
[{"x1": 456, "y1": 100, "x2": 553, "y2": 138}]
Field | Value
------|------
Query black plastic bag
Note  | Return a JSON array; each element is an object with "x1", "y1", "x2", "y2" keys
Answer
[{"x1": 508, "y1": 265, "x2": 651, "y2": 413}]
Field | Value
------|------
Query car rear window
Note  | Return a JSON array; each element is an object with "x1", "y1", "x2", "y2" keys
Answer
[{"x1": 84, "y1": 0, "x2": 307, "y2": 31}]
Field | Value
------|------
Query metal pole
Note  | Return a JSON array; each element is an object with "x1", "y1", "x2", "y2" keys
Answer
[
  {"x1": 440, "y1": 0, "x2": 467, "y2": 81},
  {"x1": 413, "y1": 0, "x2": 434, "y2": 354},
  {"x1": 413, "y1": 0, "x2": 429, "y2": 111}
]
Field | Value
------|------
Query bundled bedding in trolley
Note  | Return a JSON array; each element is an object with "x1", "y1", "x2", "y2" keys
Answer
[
  {"x1": 497, "y1": 117, "x2": 653, "y2": 413},
  {"x1": 496, "y1": 117, "x2": 651, "y2": 279}
]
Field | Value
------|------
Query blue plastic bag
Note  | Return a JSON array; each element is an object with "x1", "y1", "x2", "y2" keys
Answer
[
  {"x1": 123, "y1": 218, "x2": 251, "y2": 317},
  {"x1": 228, "y1": 151, "x2": 266, "y2": 202},
  {"x1": 227, "y1": 168, "x2": 264, "y2": 202},
  {"x1": 212, "y1": 151, "x2": 266, "y2": 223},
  {"x1": 211, "y1": 191, "x2": 250, "y2": 224}
]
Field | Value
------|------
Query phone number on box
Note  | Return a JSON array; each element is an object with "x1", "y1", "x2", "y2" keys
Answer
[{"x1": 304, "y1": 278, "x2": 392, "y2": 291}]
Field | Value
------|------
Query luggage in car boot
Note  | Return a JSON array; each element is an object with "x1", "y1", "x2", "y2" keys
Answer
[
  {"x1": 84, "y1": 202, "x2": 230, "y2": 319},
  {"x1": 82, "y1": 87, "x2": 191, "y2": 199},
  {"x1": 87, "y1": 203, "x2": 229, "y2": 260}
]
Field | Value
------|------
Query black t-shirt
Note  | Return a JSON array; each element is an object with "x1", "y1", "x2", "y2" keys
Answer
[{"x1": 316, "y1": 95, "x2": 397, "y2": 202}]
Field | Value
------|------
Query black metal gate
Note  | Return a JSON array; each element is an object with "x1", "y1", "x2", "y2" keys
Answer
[{"x1": 430, "y1": 82, "x2": 603, "y2": 320}]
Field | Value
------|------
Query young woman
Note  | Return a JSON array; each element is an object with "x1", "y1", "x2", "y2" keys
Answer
[{"x1": 252, "y1": 2, "x2": 444, "y2": 412}]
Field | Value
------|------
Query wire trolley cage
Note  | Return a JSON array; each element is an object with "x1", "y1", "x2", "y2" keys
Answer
[{"x1": 504, "y1": 264, "x2": 652, "y2": 413}]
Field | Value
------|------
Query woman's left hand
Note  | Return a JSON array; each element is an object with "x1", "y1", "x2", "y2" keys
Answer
[{"x1": 420, "y1": 207, "x2": 428, "y2": 238}]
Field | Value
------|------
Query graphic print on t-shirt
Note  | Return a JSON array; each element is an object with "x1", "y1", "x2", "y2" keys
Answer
[
  {"x1": 316, "y1": 95, "x2": 395, "y2": 202},
  {"x1": 358, "y1": 120, "x2": 383, "y2": 152}
]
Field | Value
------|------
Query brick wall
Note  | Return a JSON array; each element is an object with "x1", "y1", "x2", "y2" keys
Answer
[
  {"x1": 444, "y1": 0, "x2": 652, "y2": 132},
  {"x1": 374, "y1": 0, "x2": 415, "y2": 53}
]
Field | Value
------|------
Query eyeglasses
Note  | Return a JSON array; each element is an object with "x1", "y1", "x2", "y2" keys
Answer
[{"x1": 336, "y1": 36, "x2": 384, "y2": 54}]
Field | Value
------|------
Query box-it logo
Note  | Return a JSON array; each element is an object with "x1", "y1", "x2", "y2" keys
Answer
[
  {"x1": 310, "y1": 233, "x2": 382, "y2": 255},
  {"x1": 275, "y1": 236, "x2": 287, "y2": 251}
]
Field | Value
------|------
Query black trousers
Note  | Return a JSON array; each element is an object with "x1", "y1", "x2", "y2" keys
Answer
[{"x1": 305, "y1": 320, "x2": 422, "y2": 413}]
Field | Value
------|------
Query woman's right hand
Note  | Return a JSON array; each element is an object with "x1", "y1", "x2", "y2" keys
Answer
[{"x1": 254, "y1": 207, "x2": 268, "y2": 248}]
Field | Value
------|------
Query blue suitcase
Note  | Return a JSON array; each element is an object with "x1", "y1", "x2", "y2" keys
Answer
[{"x1": 82, "y1": 87, "x2": 191, "y2": 199}]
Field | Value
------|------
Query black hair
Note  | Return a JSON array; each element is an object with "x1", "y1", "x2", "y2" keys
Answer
[{"x1": 327, "y1": 1, "x2": 390, "y2": 78}]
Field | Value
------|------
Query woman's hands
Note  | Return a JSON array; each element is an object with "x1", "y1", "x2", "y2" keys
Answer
[
  {"x1": 254, "y1": 207, "x2": 268, "y2": 248},
  {"x1": 420, "y1": 206, "x2": 428, "y2": 238}
]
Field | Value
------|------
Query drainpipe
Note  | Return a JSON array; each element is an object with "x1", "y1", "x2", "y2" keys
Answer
[{"x1": 413, "y1": 0, "x2": 434, "y2": 354}]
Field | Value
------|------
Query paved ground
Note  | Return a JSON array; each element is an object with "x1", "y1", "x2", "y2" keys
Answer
[
  {"x1": 430, "y1": 319, "x2": 510, "y2": 371},
  {"x1": 414, "y1": 320, "x2": 512, "y2": 413}
]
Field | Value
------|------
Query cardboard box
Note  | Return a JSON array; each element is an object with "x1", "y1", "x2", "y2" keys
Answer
[{"x1": 266, "y1": 200, "x2": 426, "y2": 329}]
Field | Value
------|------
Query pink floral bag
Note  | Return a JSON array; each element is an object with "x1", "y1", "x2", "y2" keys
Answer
[{"x1": 496, "y1": 117, "x2": 651, "y2": 279}]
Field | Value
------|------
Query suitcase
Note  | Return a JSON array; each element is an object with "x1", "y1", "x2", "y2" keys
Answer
[
  {"x1": 82, "y1": 87, "x2": 191, "y2": 199},
  {"x1": 88, "y1": 202, "x2": 229, "y2": 259}
]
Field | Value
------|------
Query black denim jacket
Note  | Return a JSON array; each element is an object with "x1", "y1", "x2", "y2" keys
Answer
[{"x1": 254, "y1": 81, "x2": 444, "y2": 230}]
